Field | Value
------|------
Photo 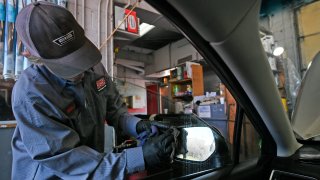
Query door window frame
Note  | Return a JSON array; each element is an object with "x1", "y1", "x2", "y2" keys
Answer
[{"x1": 146, "y1": 0, "x2": 277, "y2": 166}]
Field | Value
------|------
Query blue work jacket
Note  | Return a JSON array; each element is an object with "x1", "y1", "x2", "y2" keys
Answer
[{"x1": 11, "y1": 63, "x2": 144, "y2": 179}]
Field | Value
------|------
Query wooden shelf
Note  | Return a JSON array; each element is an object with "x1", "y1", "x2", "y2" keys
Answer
[
  {"x1": 169, "y1": 78, "x2": 192, "y2": 84},
  {"x1": 172, "y1": 95, "x2": 193, "y2": 102},
  {"x1": 170, "y1": 64, "x2": 204, "y2": 99},
  {"x1": 159, "y1": 84, "x2": 169, "y2": 87},
  {"x1": 172, "y1": 94, "x2": 193, "y2": 98}
]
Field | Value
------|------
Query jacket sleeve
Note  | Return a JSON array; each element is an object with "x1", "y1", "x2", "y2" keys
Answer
[
  {"x1": 13, "y1": 99, "x2": 144, "y2": 179},
  {"x1": 101, "y1": 67, "x2": 141, "y2": 138}
]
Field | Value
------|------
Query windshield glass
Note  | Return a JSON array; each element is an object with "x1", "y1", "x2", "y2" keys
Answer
[{"x1": 259, "y1": 1, "x2": 320, "y2": 141}]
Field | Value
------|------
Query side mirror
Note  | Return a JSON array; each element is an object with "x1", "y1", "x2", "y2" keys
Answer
[
  {"x1": 150, "y1": 114, "x2": 231, "y2": 170},
  {"x1": 176, "y1": 127, "x2": 215, "y2": 162}
]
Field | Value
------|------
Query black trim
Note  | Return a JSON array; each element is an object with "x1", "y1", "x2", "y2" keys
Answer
[
  {"x1": 297, "y1": 139, "x2": 320, "y2": 145},
  {"x1": 233, "y1": 105, "x2": 244, "y2": 164},
  {"x1": 146, "y1": 0, "x2": 277, "y2": 157},
  {"x1": 270, "y1": 170, "x2": 317, "y2": 180}
]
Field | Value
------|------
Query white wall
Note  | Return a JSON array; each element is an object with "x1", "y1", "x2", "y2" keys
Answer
[
  {"x1": 145, "y1": 38, "x2": 201, "y2": 75},
  {"x1": 145, "y1": 45, "x2": 170, "y2": 75},
  {"x1": 68, "y1": 0, "x2": 112, "y2": 70},
  {"x1": 116, "y1": 65, "x2": 148, "y2": 114}
]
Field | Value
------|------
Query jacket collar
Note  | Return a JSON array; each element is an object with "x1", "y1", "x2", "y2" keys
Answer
[{"x1": 36, "y1": 64, "x2": 68, "y2": 93}]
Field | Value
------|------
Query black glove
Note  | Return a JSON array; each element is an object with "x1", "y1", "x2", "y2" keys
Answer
[
  {"x1": 136, "y1": 120, "x2": 152, "y2": 134},
  {"x1": 142, "y1": 129, "x2": 174, "y2": 168}
]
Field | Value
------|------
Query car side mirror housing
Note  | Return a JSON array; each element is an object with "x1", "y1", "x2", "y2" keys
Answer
[{"x1": 149, "y1": 114, "x2": 232, "y2": 170}]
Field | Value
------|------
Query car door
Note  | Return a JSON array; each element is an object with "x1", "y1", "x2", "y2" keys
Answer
[{"x1": 144, "y1": 0, "x2": 320, "y2": 179}]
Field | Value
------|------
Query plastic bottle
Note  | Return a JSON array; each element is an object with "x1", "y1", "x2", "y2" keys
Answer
[
  {"x1": 173, "y1": 85, "x2": 179, "y2": 96},
  {"x1": 3, "y1": 0, "x2": 16, "y2": 80},
  {"x1": 186, "y1": 85, "x2": 192, "y2": 95},
  {"x1": 14, "y1": 0, "x2": 24, "y2": 80},
  {"x1": 0, "y1": 0, "x2": 5, "y2": 71}
]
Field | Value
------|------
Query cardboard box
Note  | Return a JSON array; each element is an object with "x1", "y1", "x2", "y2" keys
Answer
[
  {"x1": 186, "y1": 62, "x2": 199, "y2": 78},
  {"x1": 198, "y1": 104, "x2": 226, "y2": 119}
]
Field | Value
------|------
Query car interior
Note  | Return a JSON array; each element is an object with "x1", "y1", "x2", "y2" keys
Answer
[
  {"x1": 125, "y1": 0, "x2": 320, "y2": 179},
  {"x1": 0, "y1": 0, "x2": 319, "y2": 179}
]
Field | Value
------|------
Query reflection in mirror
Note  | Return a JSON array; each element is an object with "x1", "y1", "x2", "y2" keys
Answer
[{"x1": 176, "y1": 127, "x2": 215, "y2": 162}]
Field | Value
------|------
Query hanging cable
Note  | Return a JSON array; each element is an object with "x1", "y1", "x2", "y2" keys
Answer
[{"x1": 98, "y1": 0, "x2": 142, "y2": 50}]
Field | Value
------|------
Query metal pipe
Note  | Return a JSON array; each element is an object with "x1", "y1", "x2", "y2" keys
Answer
[
  {"x1": 74, "y1": 0, "x2": 77, "y2": 20},
  {"x1": 97, "y1": 0, "x2": 102, "y2": 47},
  {"x1": 81, "y1": 0, "x2": 85, "y2": 28},
  {"x1": 98, "y1": 0, "x2": 108, "y2": 47},
  {"x1": 107, "y1": 0, "x2": 113, "y2": 76}
]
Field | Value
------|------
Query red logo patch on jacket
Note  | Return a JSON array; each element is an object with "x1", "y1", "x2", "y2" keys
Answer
[
  {"x1": 96, "y1": 77, "x2": 106, "y2": 91},
  {"x1": 65, "y1": 102, "x2": 76, "y2": 114}
]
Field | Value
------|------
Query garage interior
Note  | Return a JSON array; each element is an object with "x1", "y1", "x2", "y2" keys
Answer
[{"x1": 0, "y1": 0, "x2": 319, "y2": 179}]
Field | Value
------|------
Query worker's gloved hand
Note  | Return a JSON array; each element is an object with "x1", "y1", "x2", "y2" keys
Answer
[
  {"x1": 142, "y1": 129, "x2": 174, "y2": 169},
  {"x1": 136, "y1": 120, "x2": 153, "y2": 135}
]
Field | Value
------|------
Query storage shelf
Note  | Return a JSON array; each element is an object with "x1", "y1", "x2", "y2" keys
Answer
[
  {"x1": 114, "y1": 29, "x2": 140, "y2": 41},
  {"x1": 159, "y1": 84, "x2": 169, "y2": 87},
  {"x1": 170, "y1": 64, "x2": 203, "y2": 99},
  {"x1": 172, "y1": 94, "x2": 193, "y2": 98},
  {"x1": 169, "y1": 78, "x2": 192, "y2": 84},
  {"x1": 172, "y1": 95, "x2": 193, "y2": 101}
]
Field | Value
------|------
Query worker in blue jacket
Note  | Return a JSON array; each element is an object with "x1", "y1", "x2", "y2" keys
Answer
[{"x1": 11, "y1": 2, "x2": 174, "y2": 179}]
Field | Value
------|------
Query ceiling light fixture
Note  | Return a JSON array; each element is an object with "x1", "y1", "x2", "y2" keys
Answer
[
  {"x1": 139, "y1": 22, "x2": 155, "y2": 36},
  {"x1": 273, "y1": 45, "x2": 284, "y2": 56}
]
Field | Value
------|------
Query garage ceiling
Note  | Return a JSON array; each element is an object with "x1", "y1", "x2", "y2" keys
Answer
[
  {"x1": 130, "y1": 27, "x2": 183, "y2": 50},
  {"x1": 114, "y1": 1, "x2": 183, "y2": 56}
]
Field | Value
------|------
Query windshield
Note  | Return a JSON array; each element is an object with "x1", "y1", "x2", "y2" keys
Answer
[{"x1": 259, "y1": 1, "x2": 320, "y2": 141}]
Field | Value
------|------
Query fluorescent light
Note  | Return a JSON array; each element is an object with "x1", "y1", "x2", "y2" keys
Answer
[
  {"x1": 139, "y1": 23, "x2": 155, "y2": 36},
  {"x1": 273, "y1": 46, "x2": 284, "y2": 56}
]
